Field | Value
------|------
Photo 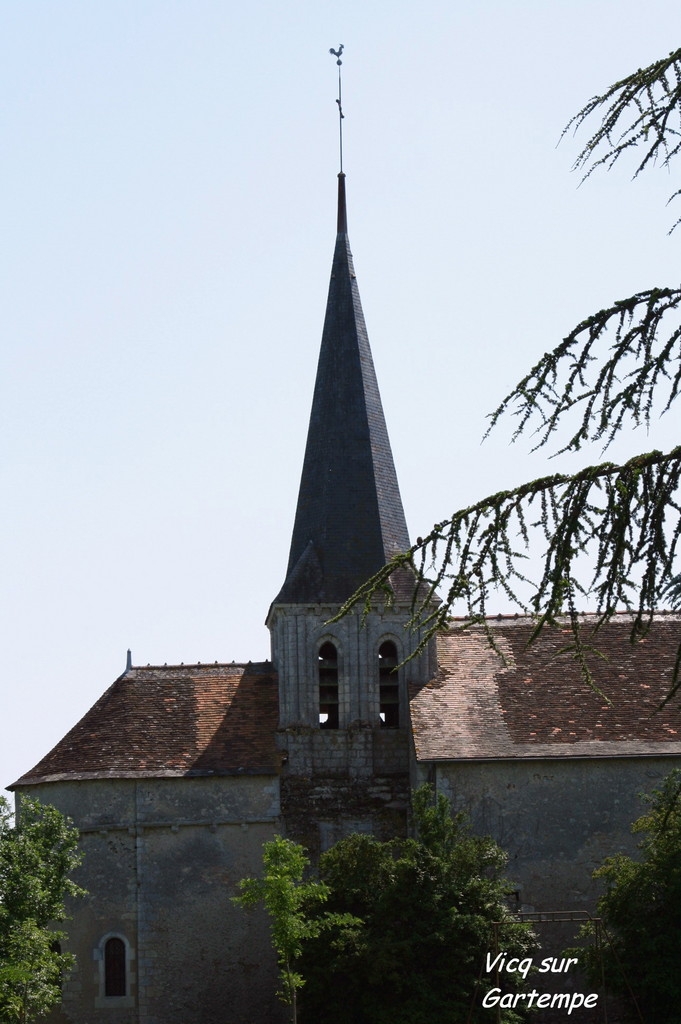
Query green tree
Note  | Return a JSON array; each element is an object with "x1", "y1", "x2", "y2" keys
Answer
[
  {"x1": 340, "y1": 47, "x2": 681, "y2": 695},
  {"x1": 298, "y1": 787, "x2": 534, "y2": 1024},
  {"x1": 0, "y1": 796, "x2": 85, "y2": 1024},
  {"x1": 574, "y1": 769, "x2": 681, "y2": 1022},
  {"x1": 232, "y1": 835, "x2": 358, "y2": 1024}
]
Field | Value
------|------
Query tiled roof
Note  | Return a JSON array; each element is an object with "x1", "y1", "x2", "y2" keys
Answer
[
  {"x1": 411, "y1": 614, "x2": 681, "y2": 761},
  {"x1": 12, "y1": 663, "x2": 280, "y2": 787},
  {"x1": 15, "y1": 614, "x2": 681, "y2": 786}
]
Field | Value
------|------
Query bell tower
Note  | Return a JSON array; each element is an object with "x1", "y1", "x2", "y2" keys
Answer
[{"x1": 267, "y1": 174, "x2": 434, "y2": 851}]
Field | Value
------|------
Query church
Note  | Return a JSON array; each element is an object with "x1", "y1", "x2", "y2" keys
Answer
[{"x1": 11, "y1": 171, "x2": 681, "y2": 1024}]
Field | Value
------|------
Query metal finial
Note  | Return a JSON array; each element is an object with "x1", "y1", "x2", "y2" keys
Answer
[{"x1": 329, "y1": 45, "x2": 345, "y2": 173}]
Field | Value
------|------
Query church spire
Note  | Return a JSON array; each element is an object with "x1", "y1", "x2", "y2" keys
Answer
[{"x1": 274, "y1": 174, "x2": 410, "y2": 605}]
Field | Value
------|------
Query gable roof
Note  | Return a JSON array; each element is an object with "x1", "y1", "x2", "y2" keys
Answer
[
  {"x1": 11, "y1": 662, "x2": 280, "y2": 787},
  {"x1": 412, "y1": 614, "x2": 681, "y2": 761},
  {"x1": 274, "y1": 173, "x2": 410, "y2": 606},
  {"x1": 16, "y1": 615, "x2": 681, "y2": 788}
]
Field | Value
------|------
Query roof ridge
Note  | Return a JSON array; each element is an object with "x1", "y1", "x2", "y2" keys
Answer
[{"x1": 444, "y1": 610, "x2": 681, "y2": 624}]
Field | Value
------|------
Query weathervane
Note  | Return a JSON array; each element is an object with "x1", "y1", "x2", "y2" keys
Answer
[{"x1": 329, "y1": 44, "x2": 344, "y2": 173}]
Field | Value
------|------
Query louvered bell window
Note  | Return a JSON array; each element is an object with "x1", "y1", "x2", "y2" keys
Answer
[
  {"x1": 379, "y1": 641, "x2": 399, "y2": 728},
  {"x1": 318, "y1": 641, "x2": 339, "y2": 729}
]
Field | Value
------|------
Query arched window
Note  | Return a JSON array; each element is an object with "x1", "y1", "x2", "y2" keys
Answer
[
  {"x1": 378, "y1": 641, "x2": 399, "y2": 728},
  {"x1": 104, "y1": 937, "x2": 126, "y2": 997},
  {"x1": 318, "y1": 641, "x2": 339, "y2": 729}
]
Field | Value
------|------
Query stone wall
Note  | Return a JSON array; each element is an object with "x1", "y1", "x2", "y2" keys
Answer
[
  {"x1": 410, "y1": 756, "x2": 679, "y2": 1019},
  {"x1": 278, "y1": 726, "x2": 410, "y2": 857},
  {"x1": 417, "y1": 755, "x2": 676, "y2": 921},
  {"x1": 19, "y1": 775, "x2": 285, "y2": 1024}
]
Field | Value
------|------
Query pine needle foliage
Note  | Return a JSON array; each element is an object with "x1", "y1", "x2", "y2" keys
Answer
[
  {"x1": 563, "y1": 46, "x2": 681, "y2": 224},
  {"x1": 338, "y1": 47, "x2": 681, "y2": 695},
  {"x1": 339, "y1": 446, "x2": 681, "y2": 692},
  {"x1": 487, "y1": 288, "x2": 681, "y2": 453}
]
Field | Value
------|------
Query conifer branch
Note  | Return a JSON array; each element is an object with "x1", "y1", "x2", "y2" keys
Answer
[
  {"x1": 487, "y1": 287, "x2": 681, "y2": 452},
  {"x1": 564, "y1": 46, "x2": 681, "y2": 222},
  {"x1": 339, "y1": 448, "x2": 681, "y2": 684},
  {"x1": 339, "y1": 48, "x2": 681, "y2": 695}
]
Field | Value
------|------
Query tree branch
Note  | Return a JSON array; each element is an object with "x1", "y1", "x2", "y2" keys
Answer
[
  {"x1": 563, "y1": 46, "x2": 681, "y2": 222},
  {"x1": 338, "y1": 448, "x2": 681, "y2": 688},
  {"x1": 487, "y1": 287, "x2": 681, "y2": 452},
  {"x1": 339, "y1": 48, "x2": 681, "y2": 698}
]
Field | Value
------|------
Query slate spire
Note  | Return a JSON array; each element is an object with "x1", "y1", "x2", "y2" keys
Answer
[{"x1": 275, "y1": 174, "x2": 410, "y2": 605}]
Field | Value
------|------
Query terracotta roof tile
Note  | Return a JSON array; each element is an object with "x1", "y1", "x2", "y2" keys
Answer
[
  {"x1": 411, "y1": 614, "x2": 681, "y2": 761},
  {"x1": 13, "y1": 663, "x2": 280, "y2": 786}
]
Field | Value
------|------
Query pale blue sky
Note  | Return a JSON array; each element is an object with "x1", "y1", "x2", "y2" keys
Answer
[{"x1": 3, "y1": 1, "x2": 680, "y2": 795}]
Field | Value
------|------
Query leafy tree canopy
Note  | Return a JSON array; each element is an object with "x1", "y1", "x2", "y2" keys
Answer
[
  {"x1": 297, "y1": 786, "x2": 534, "y2": 1024},
  {"x1": 574, "y1": 769, "x2": 681, "y2": 1022},
  {"x1": 232, "y1": 834, "x2": 358, "y2": 1024},
  {"x1": 0, "y1": 796, "x2": 85, "y2": 1024},
  {"x1": 339, "y1": 47, "x2": 681, "y2": 695}
]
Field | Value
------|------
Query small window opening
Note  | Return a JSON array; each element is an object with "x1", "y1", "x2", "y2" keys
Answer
[
  {"x1": 318, "y1": 641, "x2": 339, "y2": 729},
  {"x1": 104, "y1": 937, "x2": 126, "y2": 997},
  {"x1": 379, "y1": 641, "x2": 399, "y2": 728}
]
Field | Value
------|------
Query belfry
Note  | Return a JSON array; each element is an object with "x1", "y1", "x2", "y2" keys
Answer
[{"x1": 268, "y1": 171, "x2": 433, "y2": 852}]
